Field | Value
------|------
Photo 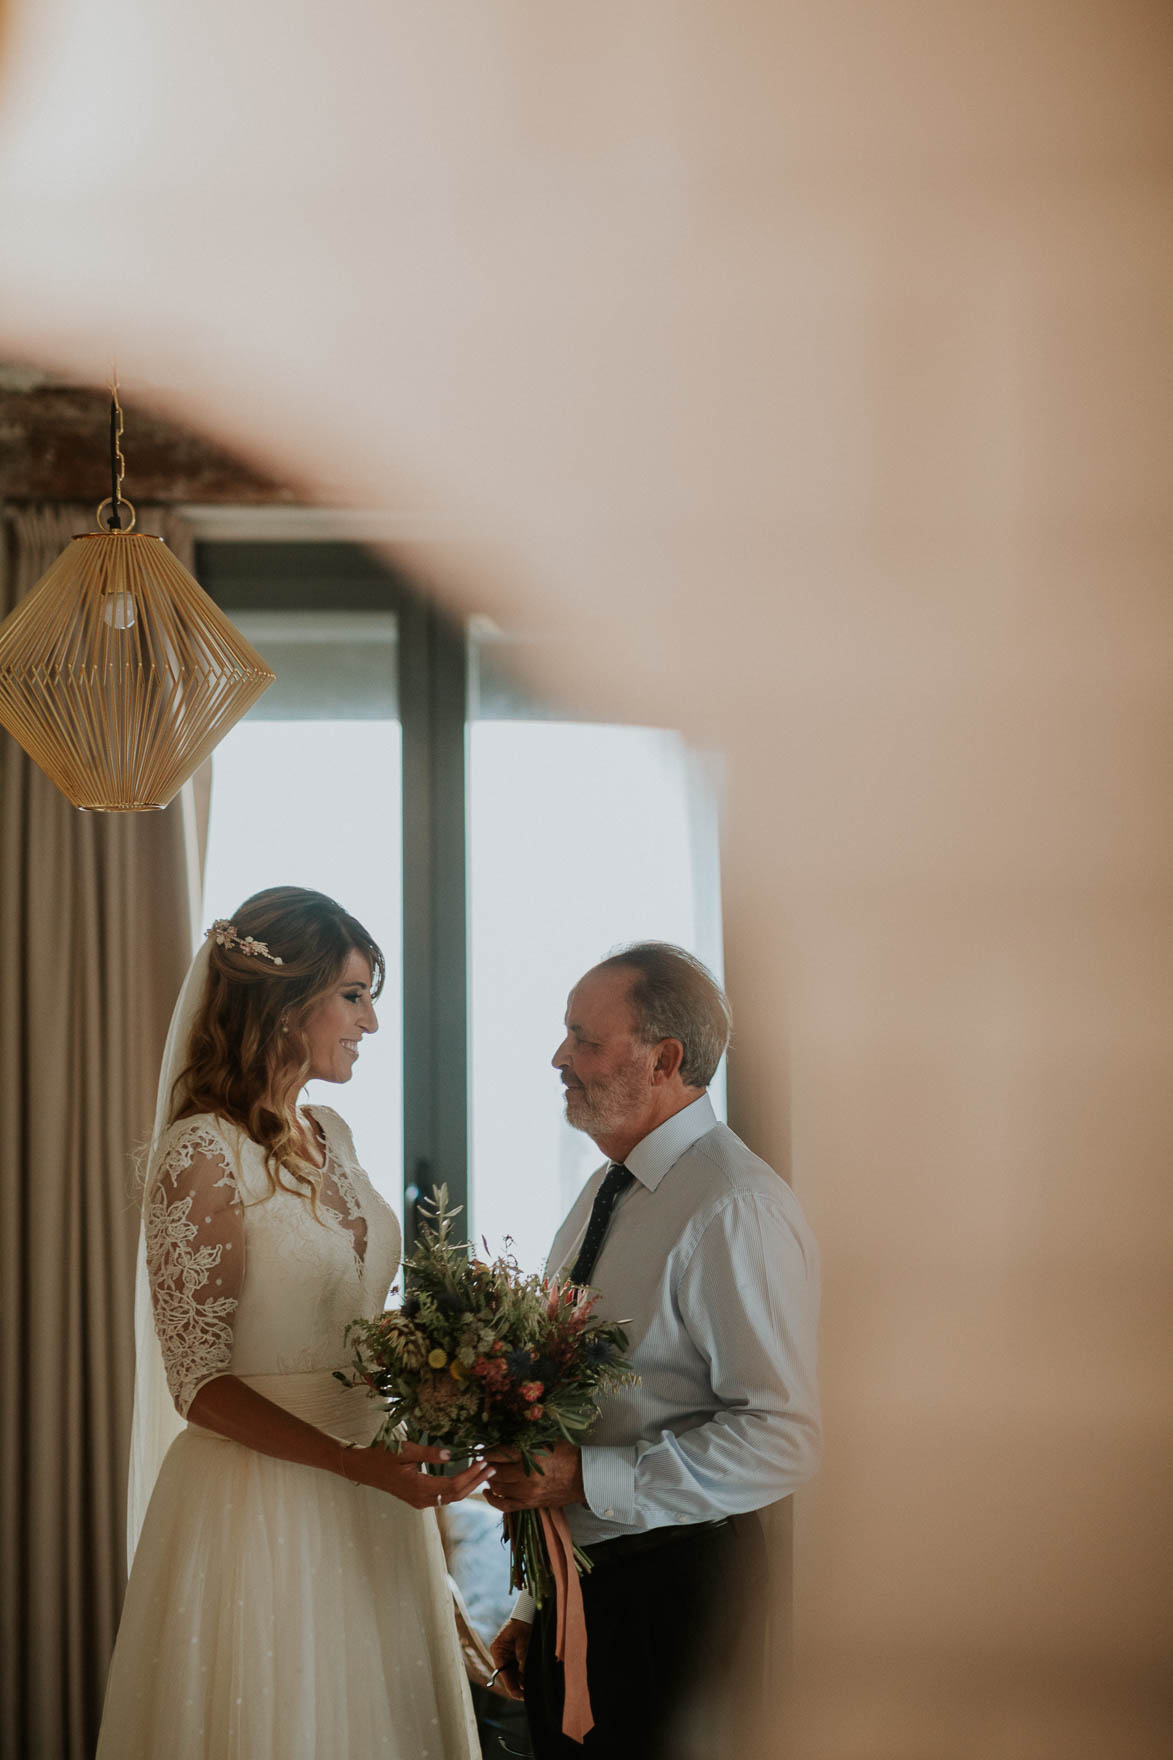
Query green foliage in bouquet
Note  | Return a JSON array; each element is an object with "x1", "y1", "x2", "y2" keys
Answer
[{"x1": 337, "y1": 1187, "x2": 637, "y2": 1605}]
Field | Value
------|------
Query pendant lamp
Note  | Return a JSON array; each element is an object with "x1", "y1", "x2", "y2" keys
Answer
[{"x1": 0, "y1": 389, "x2": 275, "y2": 811}]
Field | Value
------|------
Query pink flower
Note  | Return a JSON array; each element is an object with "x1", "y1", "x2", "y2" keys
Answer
[
  {"x1": 520, "y1": 1380, "x2": 544, "y2": 1403},
  {"x1": 524, "y1": 1404, "x2": 544, "y2": 1421}
]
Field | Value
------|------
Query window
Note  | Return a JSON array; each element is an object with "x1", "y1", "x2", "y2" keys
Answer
[
  {"x1": 202, "y1": 607, "x2": 403, "y2": 1201},
  {"x1": 200, "y1": 543, "x2": 725, "y2": 1271},
  {"x1": 466, "y1": 619, "x2": 725, "y2": 1269}
]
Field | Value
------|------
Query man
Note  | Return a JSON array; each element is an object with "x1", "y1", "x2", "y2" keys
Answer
[{"x1": 487, "y1": 943, "x2": 821, "y2": 1758}]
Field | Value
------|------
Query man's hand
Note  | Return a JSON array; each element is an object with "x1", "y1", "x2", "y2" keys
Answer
[
  {"x1": 489, "y1": 1617, "x2": 532, "y2": 1701},
  {"x1": 482, "y1": 1440, "x2": 585, "y2": 1512}
]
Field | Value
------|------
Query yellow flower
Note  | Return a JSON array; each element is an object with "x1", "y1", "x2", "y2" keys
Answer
[
  {"x1": 448, "y1": 1361, "x2": 466, "y2": 1382},
  {"x1": 427, "y1": 1348, "x2": 448, "y2": 1369}
]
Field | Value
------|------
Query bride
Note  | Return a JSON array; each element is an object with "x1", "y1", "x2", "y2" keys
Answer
[{"x1": 97, "y1": 886, "x2": 489, "y2": 1759}]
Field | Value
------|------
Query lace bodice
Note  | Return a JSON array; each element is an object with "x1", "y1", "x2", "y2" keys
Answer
[{"x1": 144, "y1": 1107, "x2": 399, "y2": 1416}]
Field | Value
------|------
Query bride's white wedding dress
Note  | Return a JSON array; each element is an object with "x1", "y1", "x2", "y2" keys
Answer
[{"x1": 97, "y1": 1104, "x2": 477, "y2": 1760}]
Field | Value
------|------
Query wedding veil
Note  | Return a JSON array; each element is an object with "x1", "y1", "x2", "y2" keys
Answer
[{"x1": 126, "y1": 937, "x2": 213, "y2": 1567}]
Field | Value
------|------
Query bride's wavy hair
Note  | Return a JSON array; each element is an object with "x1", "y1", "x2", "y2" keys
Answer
[{"x1": 175, "y1": 886, "x2": 385, "y2": 1206}]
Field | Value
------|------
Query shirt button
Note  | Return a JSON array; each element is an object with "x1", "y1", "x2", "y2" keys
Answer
[
  {"x1": 603, "y1": 1508, "x2": 615, "y2": 1519},
  {"x1": 675, "y1": 1514, "x2": 687, "y2": 1524}
]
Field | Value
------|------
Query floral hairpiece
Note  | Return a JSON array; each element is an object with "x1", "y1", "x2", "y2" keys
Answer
[{"x1": 206, "y1": 918, "x2": 284, "y2": 965}]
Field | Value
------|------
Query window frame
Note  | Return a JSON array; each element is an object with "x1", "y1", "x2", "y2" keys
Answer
[{"x1": 197, "y1": 538, "x2": 468, "y2": 1253}]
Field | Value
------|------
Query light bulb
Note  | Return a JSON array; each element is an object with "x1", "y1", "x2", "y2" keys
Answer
[{"x1": 101, "y1": 591, "x2": 137, "y2": 630}]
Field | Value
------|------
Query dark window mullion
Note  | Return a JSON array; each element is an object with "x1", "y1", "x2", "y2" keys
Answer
[{"x1": 399, "y1": 598, "x2": 467, "y2": 1253}]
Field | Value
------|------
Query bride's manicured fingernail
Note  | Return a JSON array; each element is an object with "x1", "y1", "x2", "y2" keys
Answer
[{"x1": 439, "y1": 1450, "x2": 451, "y2": 1460}]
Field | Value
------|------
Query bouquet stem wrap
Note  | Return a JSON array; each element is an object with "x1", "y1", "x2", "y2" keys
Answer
[{"x1": 538, "y1": 1506, "x2": 594, "y2": 1742}]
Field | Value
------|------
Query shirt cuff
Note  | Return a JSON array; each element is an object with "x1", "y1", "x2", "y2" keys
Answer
[
  {"x1": 511, "y1": 1590, "x2": 536, "y2": 1624},
  {"x1": 580, "y1": 1443, "x2": 638, "y2": 1526}
]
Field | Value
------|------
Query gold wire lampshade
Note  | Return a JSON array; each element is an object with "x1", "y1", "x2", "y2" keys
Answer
[{"x1": 0, "y1": 503, "x2": 275, "y2": 810}]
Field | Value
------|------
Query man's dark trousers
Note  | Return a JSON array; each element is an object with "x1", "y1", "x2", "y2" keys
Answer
[{"x1": 522, "y1": 1514, "x2": 767, "y2": 1760}]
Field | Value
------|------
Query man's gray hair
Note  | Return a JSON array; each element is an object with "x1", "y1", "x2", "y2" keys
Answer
[{"x1": 594, "y1": 942, "x2": 732, "y2": 1089}]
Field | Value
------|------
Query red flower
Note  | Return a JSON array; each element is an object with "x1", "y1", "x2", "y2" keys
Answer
[
  {"x1": 524, "y1": 1404, "x2": 544, "y2": 1421},
  {"x1": 520, "y1": 1380, "x2": 544, "y2": 1403}
]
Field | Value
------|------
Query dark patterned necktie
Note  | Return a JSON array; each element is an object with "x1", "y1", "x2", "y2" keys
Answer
[{"x1": 569, "y1": 1163, "x2": 634, "y2": 1286}]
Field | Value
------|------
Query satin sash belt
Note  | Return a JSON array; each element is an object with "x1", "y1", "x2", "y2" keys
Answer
[{"x1": 187, "y1": 1368, "x2": 382, "y2": 1446}]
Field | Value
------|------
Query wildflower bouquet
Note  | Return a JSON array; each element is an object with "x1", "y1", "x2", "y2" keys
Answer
[{"x1": 338, "y1": 1187, "x2": 637, "y2": 1607}]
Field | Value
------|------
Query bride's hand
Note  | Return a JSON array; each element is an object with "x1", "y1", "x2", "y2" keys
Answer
[{"x1": 340, "y1": 1439, "x2": 495, "y2": 1509}]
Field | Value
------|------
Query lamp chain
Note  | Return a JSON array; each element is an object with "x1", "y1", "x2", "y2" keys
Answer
[{"x1": 108, "y1": 381, "x2": 126, "y2": 532}]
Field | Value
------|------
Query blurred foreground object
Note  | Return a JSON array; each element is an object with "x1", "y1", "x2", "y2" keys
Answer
[{"x1": 0, "y1": 2, "x2": 1169, "y2": 1756}]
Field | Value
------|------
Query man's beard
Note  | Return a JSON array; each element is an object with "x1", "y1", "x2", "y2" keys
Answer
[{"x1": 563, "y1": 1056, "x2": 649, "y2": 1139}]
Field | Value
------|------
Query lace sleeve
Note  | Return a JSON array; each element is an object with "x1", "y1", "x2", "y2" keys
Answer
[
  {"x1": 144, "y1": 1122, "x2": 245, "y2": 1417},
  {"x1": 310, "y1": 1104, "x2": 358, "y2": 1164}
]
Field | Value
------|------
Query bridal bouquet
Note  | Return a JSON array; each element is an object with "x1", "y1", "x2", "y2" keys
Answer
[{"x1": 338, "y1": 1187, "x2": 636, "y2": 1607}]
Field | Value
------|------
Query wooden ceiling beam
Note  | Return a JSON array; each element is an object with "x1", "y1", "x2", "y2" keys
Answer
[{"x1": 0, "y1": 373, "x2": 298, "y2": 505}]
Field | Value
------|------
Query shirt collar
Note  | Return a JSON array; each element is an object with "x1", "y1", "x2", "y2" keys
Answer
[{"x1": 623, "y1": 1092, "x2": 717, "y2": 1192}]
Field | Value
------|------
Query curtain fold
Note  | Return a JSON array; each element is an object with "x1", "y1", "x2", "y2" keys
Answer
[{"x1": 0, "y1": 504, "x2": 201, "y2": 1760}]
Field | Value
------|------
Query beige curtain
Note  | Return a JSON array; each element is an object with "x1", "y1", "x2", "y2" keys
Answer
[{"x1": 0, "y1": 505, "x2": 200, "y2": 1760}]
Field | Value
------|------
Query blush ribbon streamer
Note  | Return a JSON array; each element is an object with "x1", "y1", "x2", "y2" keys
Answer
[{"x1": 539, "y1": 1506, "x2": 594, "y2": 1742}]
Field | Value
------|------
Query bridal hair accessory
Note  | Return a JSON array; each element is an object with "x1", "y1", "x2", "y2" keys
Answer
[{"x1": 206, "y1": 919, "x2": 284, "y2": 965}]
